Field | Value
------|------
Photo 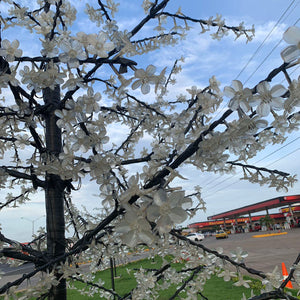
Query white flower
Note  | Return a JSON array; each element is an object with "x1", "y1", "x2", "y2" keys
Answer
[
  {"x1": 0, "y1": 39, "x2": 23, "y2": 62},
  {"x1": 209, "y1": 75, "x2": 221, "y2": 93},
  {"x1": 85, "y1": 3, "x2": 104, "y2": 26},
  {"x1": 217, "y1": 269, "x2": 236, "y2": 282},
  {"x1": 186, "y1": 86, "x2": 202, "y2": 98},
  {"x1": 147, "y1": 189, "x2": 192, "y2": 234},
  {"x1": 132, "y1": 65, "x2": 157, "y2": 94},
  {"x1": 115, "y1": 207, "x2": 154, "y2": 248},
  {"x1": 285, "y1": 76, "x2": 300, "y2": 112},
  {"x1": 250, "y1": 81, "x2": 286, "y2": 116},
  {"x1": 263, "y1": 266, "x2": 283, "y2": 289},
  {"x1": 224, "y1": 80, "x2": 252, "y2": 112},
  {"x1": 86, "y1": 32, "x2": 115, "y2": 58},
  {"x1": 230, "y1": 247, "x2": 248, "y2": 263},
  {"x1": 233, "y1": 274, "x2": 251, "y2": 288},
  {"x1": 281, "y1": 26, "x2": 300, "y2": 63},
  {"x1": 59, "y1": 38, "x2": 87, "y2": 68},
  {"x1": 40, "y1": 39, "x2": 59, "y2": 57}
]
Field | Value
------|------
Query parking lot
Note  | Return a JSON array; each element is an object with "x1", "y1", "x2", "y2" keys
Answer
[{"x1": 202, "y1": 227, "x2": 300, "y2": 275}]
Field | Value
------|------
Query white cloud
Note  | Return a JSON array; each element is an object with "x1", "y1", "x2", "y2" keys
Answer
[{"x1": 253, "y1": 22, "x2": 286, "y2": 44}]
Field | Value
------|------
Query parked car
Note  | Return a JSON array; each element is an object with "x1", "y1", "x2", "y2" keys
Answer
[
  {"x1": 215, "y1": 230, "x2": 228, "y2": 239},
  {"x1": 186, "y1": 233, "x2": 205, "y2": 242}
]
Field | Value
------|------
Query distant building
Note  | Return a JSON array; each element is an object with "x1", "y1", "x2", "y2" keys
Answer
[{"x1": 188, "y1": 195, "x2": 300, "y2": 233}]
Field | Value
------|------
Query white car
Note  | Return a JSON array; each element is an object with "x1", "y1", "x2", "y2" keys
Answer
[{"x1": 186, "y1": 233, "x2": 205, "y2": 242}]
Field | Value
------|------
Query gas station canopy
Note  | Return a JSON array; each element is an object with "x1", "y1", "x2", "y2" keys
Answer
[{"x1": 207, "y1": 195, "x2": 300, "y2": 220}]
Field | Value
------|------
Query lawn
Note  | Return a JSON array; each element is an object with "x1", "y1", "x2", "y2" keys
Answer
[
  {"x1": 67, "y1": 256, "x2": 264, "y2": 299},
  {"x1": 1, "y1": 256, "x2": 299, "y2": 299}
]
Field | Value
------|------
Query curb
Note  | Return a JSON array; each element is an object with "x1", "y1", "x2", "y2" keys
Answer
[{"x1": 252, "y1": 232, "x2": 288, "y2": 238}]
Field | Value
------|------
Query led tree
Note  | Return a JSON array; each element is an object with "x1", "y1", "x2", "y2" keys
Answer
[{"x1": 0, "y1": 1, "x2": 299, "y2": 299}]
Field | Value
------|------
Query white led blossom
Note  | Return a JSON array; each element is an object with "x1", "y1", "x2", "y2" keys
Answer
[
  {"x1": 59, "y1": 38, "x2": 87, "y2": 68},
  {"x1": 115, "y1": 207, "x2": 154, "y2": 248},
  {"x1": 132, "y1": 65, "x2": 157, "y2": 94},
  {"x1": 230, "y1": 247, "x2": 248, "y2": 263},
  {"x1": 147, "y1": 189, "x2": 192, "y2": 234},
  {"x1": 224, "y1": 80, "x2": 252, "y2": 112},
  {"x1": 86, "y1": 32, "x2": 115, "y2": 58},
  {"x1": 281, "y1": 26, "x2": 300, "y2": 63},
  {"x1": 250, "y1": 81, "x2": 286, "y2": 117},
  {"x1": 0, "y1": 39, "x2": 22, "y2": 62}
]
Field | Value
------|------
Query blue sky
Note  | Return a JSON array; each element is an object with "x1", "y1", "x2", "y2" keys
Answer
[{"x1": 0, "y1": 0, "x2": 299, "y2": 241}]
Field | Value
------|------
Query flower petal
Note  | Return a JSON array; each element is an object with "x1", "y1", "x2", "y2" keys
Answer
[
  {"x1": 249, "y1": 96, "x2": 261, "y2": 107},
  {"x1": 131, "y1": 80, "x2": 141, "y2": 90},
  {"x1": 223, "y1": 86, "x2": 236, "y2": 98},
  {"x1": 255, "y1": 119, "x2": 268, "y2": 128},
  {"x1": 270, "y1": 84, "x2": 286, "y2": 97},
  {"x1": 283, "y1": 26, "x2": 300, "y2": 45},
  {"x1": 231, "y1": 80, "x2": 243, "y2": 92},
  {"x1": 257, "y1": 81, "x2": 270, "y2": 95},
  {"x1": 270, "y1": 97, "x2": 284, "y2": 110},
  {"x1": 280, "y1": 45, "x2": 300, "y2": 63},
  {"x1": 147, "y1": 204, "x2": 160, "y2": 222},
  {"x1": 257, "y1": 103, "x2": 270, "y2": 117},
  {"x1": 146, "y1": 64, "x2": 156, "y2": 75},
  {"x1": 169, "y1": 207, "x2": 187, "y2": 223},
  {"x1": 141, "y1": 83, "x2": 150, "y2": 94},
  {"x1": 239, "y1": 101, "x2": 250, "y2": 112}
]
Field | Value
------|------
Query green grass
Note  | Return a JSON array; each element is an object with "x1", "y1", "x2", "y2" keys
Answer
[
  {"x1": 66, "y1": 256, "x2": 265, "y2": 299},
  {"x1": 1, "y1": 256, "x2": 299, "y2": 299}
]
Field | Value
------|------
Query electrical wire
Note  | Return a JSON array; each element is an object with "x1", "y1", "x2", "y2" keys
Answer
[
  {"x1": 235, "y1": 0, "x2": 297, "y2": 81},
  {"x1": 210, "y1": 1, "x2": 299, "y2": 123},
  {"x1": 244, "y1": 17, "x2": 300, "y2": 85},
  {"x1": 203, "y1": 146, "x2": 300, "y2": 199},
  {"x1": 201, "y1": 136, "x2": 300, "y2": 196}
]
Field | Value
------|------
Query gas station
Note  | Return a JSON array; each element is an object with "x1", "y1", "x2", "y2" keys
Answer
[{"x1": 188, "y1": 195, "x2": 300, "y2": 233}]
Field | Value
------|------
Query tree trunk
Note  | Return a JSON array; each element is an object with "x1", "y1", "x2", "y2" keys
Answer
[{"x1": 43, "y1": 86, "x2": 66, "y2": 300}]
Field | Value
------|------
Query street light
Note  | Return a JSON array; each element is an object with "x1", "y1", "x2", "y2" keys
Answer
[{"x1": 21, "y1": 215, "x2": 45, "y2": 236}]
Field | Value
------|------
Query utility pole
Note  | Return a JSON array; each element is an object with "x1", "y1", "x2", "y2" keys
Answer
[{"x1": 21, "y1": 215, "x2": 45, "y2": 237}]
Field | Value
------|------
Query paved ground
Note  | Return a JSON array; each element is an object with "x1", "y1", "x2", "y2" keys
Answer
[
  {"x1": 201, "y1": 227, "x2": 300, "y2": 275},
  {"x1": 1, "y1": 228, "x2": 299, "y2": 292}
]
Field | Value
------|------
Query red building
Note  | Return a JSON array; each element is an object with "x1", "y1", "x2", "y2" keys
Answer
[{"x1": 188, "y1": 195, "x2": 300, "y2": 232}]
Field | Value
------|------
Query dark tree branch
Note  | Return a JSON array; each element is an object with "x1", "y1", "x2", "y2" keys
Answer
[
  {"x1": 70, "y1": 276, "x2": 121, "y2": 299},
  {"x1": 97, "y1": 0, "x2": 112, "y2": 22},
  {"x1": 115, "y1": 117, "x2": 145, "y2": 155},
  {"x1": 168, "y1": 265, "x2": 205, "y2": 300},
  {"x1": 170, "y1": 230, "x2": 267, "y2": 279},
  {"x1": 121, "y1": 152, "x2": 154, "y2": 166},
  {"x1": 0, "y1": 189, "x2": 30, "y2": 209},
  {"x1": 158, "y1": 11, "x2": 254, "y2": 38},
  {"x1": 130, "y1": 0, "x2": 170, "y2": 38},
  {"x1": 0, "y1": 167, "x2": 45, "y2": 188},
  {"x1": 226, "y1": 161, "x2": 290, "y2": 177}
]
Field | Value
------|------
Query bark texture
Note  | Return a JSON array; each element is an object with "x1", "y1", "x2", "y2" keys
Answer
[{"x1": 43, "y1": 86, "x2": 66, "y2": 300}]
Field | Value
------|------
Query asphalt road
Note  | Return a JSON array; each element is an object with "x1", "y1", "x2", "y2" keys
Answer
[{"x1": 201, "y1": 227, "x2": 300, "y2": 275}]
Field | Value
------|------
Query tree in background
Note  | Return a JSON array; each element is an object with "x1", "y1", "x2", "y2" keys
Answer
[
  {"x1": 259, "y1": 214, "x2": 275, "y2": 232},
  {"x1": 0, "y1": 1, "x2": 299, "y2": 299}
]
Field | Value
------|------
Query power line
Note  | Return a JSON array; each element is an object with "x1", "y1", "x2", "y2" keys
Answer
[
  {"x1": 244, "y1": 17, "x2": 300, "y2": 85},
  {"x1": 265, "y1": 147, "x2": 300, "y2": 167},
  {"x1": 204, "y1": 146, "x2": 300, "y2": 199},
  {"x1": 202, "y1": 136, "x2": 300, "y2": 191},
  {"x1": 253, "y1": 136, "x2": 300, "y2": 164},
  {"x1": 202, "y1": 136, "x2": 300, "y2": 196},
  {"x1": 235, "y1": 0, "x2": 297, "y2": 81},
  {"x1": 243, "y1": 37, "x2": 284, "y2": 85},
  {"x1": 207, "y1": 2, "x2": 299, "y2": 125}
]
